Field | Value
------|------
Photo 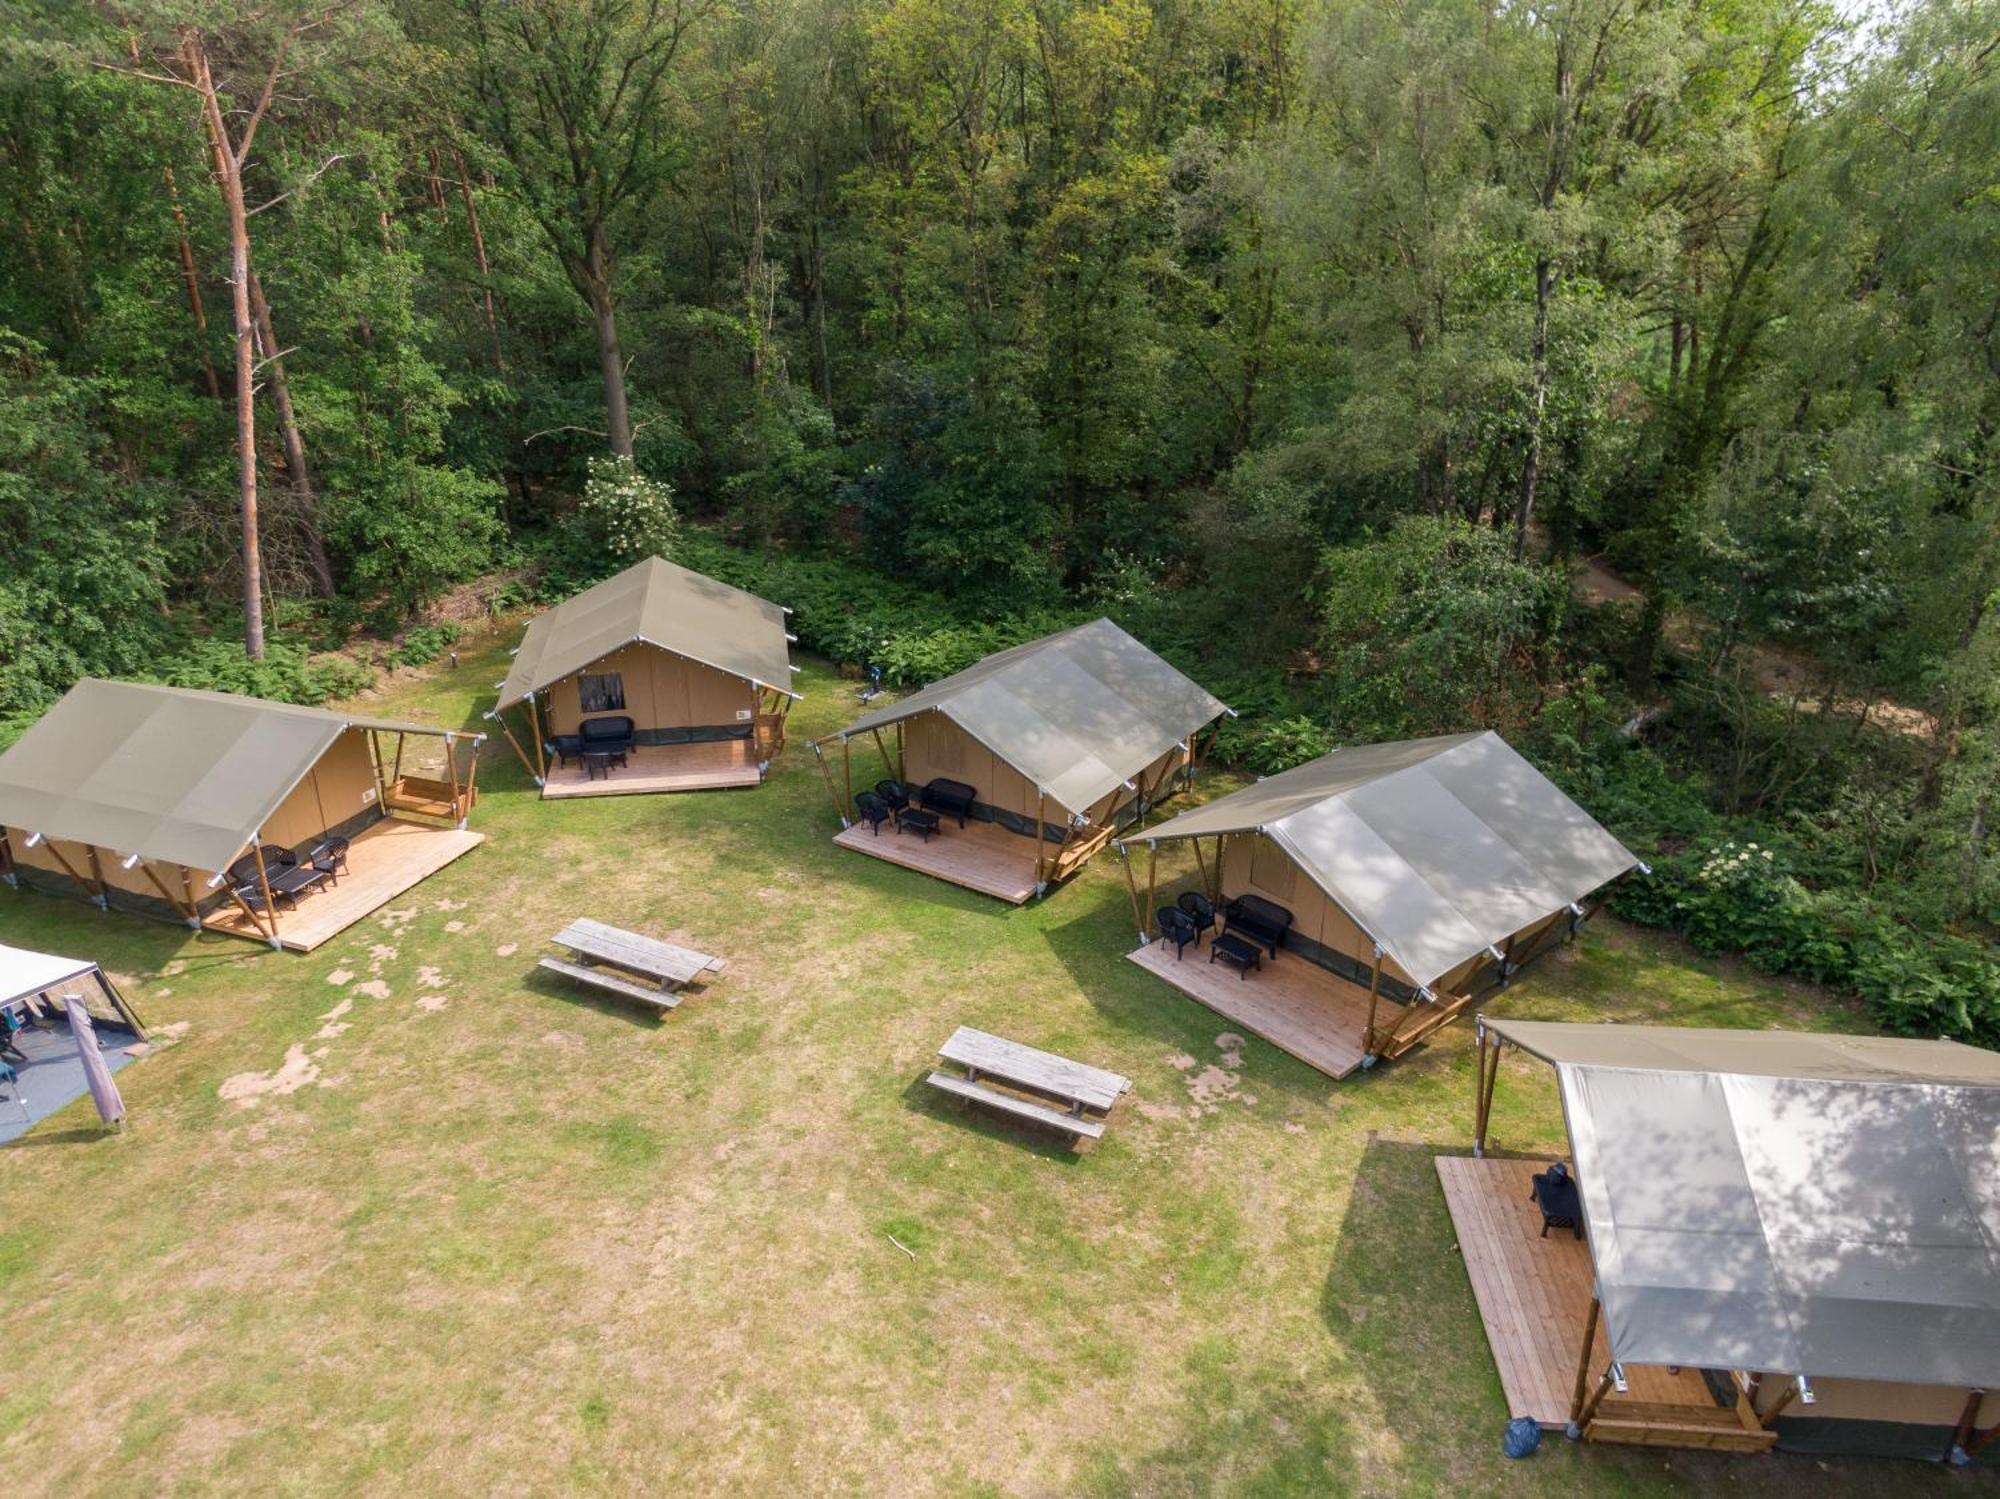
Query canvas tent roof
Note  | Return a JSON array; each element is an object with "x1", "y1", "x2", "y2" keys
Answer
[
  {"x1": 1131, "y1": 732, "x2": 1638, "y2": 989},
  {"x1": 1484, "y1": 1018, "x2": 2000, "y2": 1389},
  {"x1": 0, "y1": 679, "x2": 446, "y2": 875},
  {"x1": 0, "y1": 944, "x2": 97, "y2": 1008},
  {"x1": 497, "y1": 556, "x2": 795, "y2": 711},
  {"x1": 829, "y1": 619, "x2": 1228, "y2": 817}
]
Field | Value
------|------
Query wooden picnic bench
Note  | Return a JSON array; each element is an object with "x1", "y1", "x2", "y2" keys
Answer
[
  {"x1": 539, "y1": 918, "x2": 726, "y2": 1013},
  {"x1": 925, "y1": 1026, "x2": 1131, "y2": 1144}
]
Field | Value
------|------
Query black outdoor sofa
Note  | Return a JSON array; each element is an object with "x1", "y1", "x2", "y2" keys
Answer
[
  {"x1": 918, "y1": 777, "x2": 977, "y2": 828},
  {"x1": 1222, "y1": 893, "x2": 1293, "y2": 958}
]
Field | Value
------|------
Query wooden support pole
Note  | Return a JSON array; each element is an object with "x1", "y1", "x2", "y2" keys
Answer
[
  {"x1": 39, "y1": 840, "x2": 97, "y2": 902},
  {"x1": 443, "y1": 732, "x2": 463, "y2": 823},
  {"x1": 461, "y1": 735, "x2": 481, "y2": 815},
  {"x1": 1572, "y1": 1363, "x2": 1618, "y2": 1435},
  {"x1": 840, "y1": 736, "x2": 854, "y2": 818},
  {"x1": 98, "y1": 966, "x2": 147, "y2": 1037},
  {"x1": 1567, "y1": 1296, "x2": 1603, "y2": 1427},
  {"x1": 180, "y1": 865, "x2": 199, "y2": 922},
  {"x1": 85, "y1": 844, "x2": 111, "y2": 908},
  {"x1": 811, "y1": 742, "x2": 849, "y2": 827},
  {"x1": 528, "y1": 698, "x2": 547, "y2": 783},
  {"x1": 894, "y1": 720, "x2": 906, "y2": 782},
  {"x1": 1968, "y1": 1414, "x2": 2000, "y2": 1456},
  {"x1": 1360, "y1": 946, "x2": 1386, "y2": 1062},
  {"x1": 494, "y1": 714, "x2": 539, "y2": 783},
  {"x1": 1143, "y1": 841, "x2": 1159, "y2": 930},
  {"x1": 1034, "y1": 790, "x2": 1049, "y2": 889},
  {"x1": 367, "y1": 729, "x2": 389, "y2": 806},
  {"x1": 1117, "y1": 844, "x2": 1147, "y2": 946},
  {"x1": 1190, "y1": 835, "x2": 1210, "y2": 902},
  {"x1": 252, "y1": 841, "x2": 282, "y2": 948},
  {"x1": 221, "y1": 882, "x2": 274, "y2": 942},
  {"x1": 136, "y1": 860, "x2": 197, "y2": 923},
  {"x1": 1950, "y1": 1389, "x2": 1986, "y2": 1458},
  {"x1": 1210, "y1": 834, "x2": 1227, "y2": 904},
  {"x1": 1758, "y1": 1380, "x2": 1801, "y2": 1428},
  {"x1": 868, "y1": 727, "x2": 893, "y2": 784},
  {"x1": 391, "y1": 732, "x2": 406, "y2": 786},
  {"x1": 1474, "y1": 1024, "x2": 1504, "y2": 1155}
]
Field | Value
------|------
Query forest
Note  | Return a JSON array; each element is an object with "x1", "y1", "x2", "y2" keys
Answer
[{"x1": 0, "y1": 0, "x2": 1996, "y2": 1042}]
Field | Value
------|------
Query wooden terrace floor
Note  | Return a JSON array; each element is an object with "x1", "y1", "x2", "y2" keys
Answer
[
  {"x1": 1435, "y1": 1156, "x2": 1724, "y2": 1430},
  {"x1": 205, "y1": 818, "x2": 485, "y2": 953},
  {"x1": 832, "y1": 816, "x2": 1043, "y2": 904},
  {"x1": 1126, "y1": 939, "x2": 1400, "y2": 1079},
  {"x1": 542, "y1": 739, "x2": 763, "y2": 798}
]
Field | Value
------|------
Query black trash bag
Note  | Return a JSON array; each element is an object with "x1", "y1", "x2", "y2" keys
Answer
[{"x1": 1502, "y1": 1416, "x2": 1542, "y2": 1459}]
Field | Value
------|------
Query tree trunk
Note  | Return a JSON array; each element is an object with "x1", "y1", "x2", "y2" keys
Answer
[
  {"x1": 190, "y1": 34, "x2": 265, "y2": 660},
  {"x1": 583, "y1": 225, "x2": 634, "y2": 458},
  {"x1": 247, "y1": 269, "x2": 335, "y2": 597},
  {"x1": 451, "y1": 148, "x2": 506, "y2": 371},
  {"x1": 164, "y1": 165, "x2": 221, "y2": 399},
  {"x1": 1512, "y1": 254, "x2": 1554, "y2": 559}
]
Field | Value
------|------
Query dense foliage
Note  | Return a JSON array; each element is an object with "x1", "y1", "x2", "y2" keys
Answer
[{"x1": 0, "y1": 0, "x2": 1995, "y2": 1040}]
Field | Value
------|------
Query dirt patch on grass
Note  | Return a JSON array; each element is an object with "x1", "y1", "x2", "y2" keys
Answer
[{"x1": 218, "y1": 1045, "x2": 323, "y2": 1106}]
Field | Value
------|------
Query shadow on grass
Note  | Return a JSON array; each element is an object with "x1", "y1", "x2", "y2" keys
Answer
[
  {"x1": 5, "y1": 1126, "x2": 117, "y2": 1150},
  {"x1": 895, "y1": 1073, "x2": 1086, "y2": 1165},
  {"x1": 518, "y1": 968, "x2": 673, "y2": 1031}
]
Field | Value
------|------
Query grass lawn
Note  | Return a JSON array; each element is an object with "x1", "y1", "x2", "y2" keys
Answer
[{"x1": 0, "y1": 629, "x2": 1979, "y2": 1497}]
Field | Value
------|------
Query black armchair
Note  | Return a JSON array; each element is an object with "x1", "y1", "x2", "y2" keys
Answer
[
  {"x1": 1177, "y1": 891, "x2": 1217, "y2": 947},
  {"x1": 1530, "y1": 1163, "x2": 1584, "y2": 1240},
  {"x1": 1156, "y1": 906, "x2": 1199, "y2": 959},
  {"x1": 853, "y1": 790, "x2": 893, "y2": 835}
]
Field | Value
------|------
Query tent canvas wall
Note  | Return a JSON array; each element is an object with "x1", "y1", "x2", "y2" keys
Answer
[
  {"x1": 0, "y1": 679, "x2": 482, "y2": 949},
  {"x1": 491, "y1": 556, "x2": 798, "y2": 794}
]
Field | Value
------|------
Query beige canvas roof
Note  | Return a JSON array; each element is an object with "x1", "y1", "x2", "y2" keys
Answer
[
  {"x1": 827, "y1": 619, "x2": 1228, "y2": 817},
  {"x1": 1131, "y1": 732, "x2": 1638, "y2": 988},
  {"x1": 0, "y1": 679, "x2": 444, "y2": 874},
  {"x1": 497, "y1": 556, "x2": 796, "y2": 711},
  {"x1": 1486, "y1": 1018, "x2": 2000, "y2": 1387}
]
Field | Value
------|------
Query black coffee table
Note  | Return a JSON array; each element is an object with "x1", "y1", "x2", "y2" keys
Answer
[
  {"x1": 896, "y1": 807, "x2": 941, "y2": 842},
  {"x1": 1209, "y1": 932, "x2": 1262, "y2": 979}
]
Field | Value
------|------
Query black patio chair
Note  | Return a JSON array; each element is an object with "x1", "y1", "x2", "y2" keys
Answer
[
  {"x1": 307, "y1": 834, "x2": 350, "y2": 885},
  {"x1": 876, "y1": 779, "x2": 913, "y2": 814},
  {"x1": 1177, "y1": 891, "x2": 1216, "y2": 947},
  {"x1": 548, "y1": 733, "x2": 585, "y2": 769},
  {"x1": 854, "y1": 790, "x2": 894, "y2": 836},
  {"x1": 1530, "y1": 1162, "x2": 1584, "y2": 1240},
  {"x1": 1156, "y1": 906, "x2": 1199, "y2": 959}
]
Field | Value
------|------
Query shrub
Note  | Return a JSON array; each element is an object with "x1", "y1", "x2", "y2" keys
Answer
[{"x1": 579, "y1": 456, "x2": 680, "y2": 562}]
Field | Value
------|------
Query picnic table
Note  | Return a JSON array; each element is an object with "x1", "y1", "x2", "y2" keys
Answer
[
  {"x1": 539, "y1": 918, "x2": 726, "y2": 1012},
  {"x1": 925, "y1": 1025, "x2": 1131, "y2": 1144}
]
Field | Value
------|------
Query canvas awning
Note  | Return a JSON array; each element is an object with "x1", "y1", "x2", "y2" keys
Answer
[
  {"x1": 1486, "y1": 1018, "x2": 2000, "y2": 1388},
  {"x1": 825, "y1": 619, "x2": 1227, "y2": 817},
  {"x1": 0, "y1": 944, "x2": 97, "y2": 1008},
  {"x1": 1128, "y1": 732, "x2": 1637, "y2": 989},
  {"x1": 496, "y1": 556, "x2": 796, "y2": 711},
  {"x1": 0, "y1": 679, "x2": 452, "y2": 874}
]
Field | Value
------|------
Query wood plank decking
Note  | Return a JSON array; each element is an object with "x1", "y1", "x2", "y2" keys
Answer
[
  {"x1": 832, "y1": 816, "x2": 1042, "y2": 904},
  {"x1": 205, "y1": 818, "x2": 485, "y2": 952},
  {"x1": 542, "y1": 740, "x2": 763, "y2": 798},
  {"x1": 1126, "y1": 939, "x2": 1398, "y2": 1079},
  {"x1": 1435, "y1": 1156, "x2": 1723, "y2": 1430}
]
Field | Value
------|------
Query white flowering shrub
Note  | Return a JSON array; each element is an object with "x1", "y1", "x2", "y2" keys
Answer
[{"x1": 579, "y1": 455, "x2": 679, "y2": 562}]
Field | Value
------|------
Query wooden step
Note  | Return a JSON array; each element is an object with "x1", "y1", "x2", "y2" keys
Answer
[
  {"x1": 1588, "y1": 1401, "x2": 1777, "y2": 1452},
  {"x1": 537, "y1": 956, "x2": 681, "y2": 1011},
  {"x1": 925, "y1": 1071, "x2": 1105, "y2": 1141}
]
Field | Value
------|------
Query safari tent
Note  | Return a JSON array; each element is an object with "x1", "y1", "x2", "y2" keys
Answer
[
  {"x1": 815, "y1": 619, "x2": 1228, "y2": 903},
  {"x1": 1445, "y1": 1019, "x2": 2000, "y2": 1461},
  {"x1": 1118, "y1": 731, "x2": 1638, "y2": 1077},
  {"x1": 0, "y1": 679, "x2": 483, "y2": 952},
  {"x1": 490, "y1": 556, "x2": 799, "y2": 797}
]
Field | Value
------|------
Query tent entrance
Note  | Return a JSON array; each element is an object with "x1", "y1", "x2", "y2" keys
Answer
[
  {"x1": 203, "y1": 818, "x2": 483, "y2": 952},
  {"x1": 542, "y1": 739, "x2": 762, "y2": 798}
]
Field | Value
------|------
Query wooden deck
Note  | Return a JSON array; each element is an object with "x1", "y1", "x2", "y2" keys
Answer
[
  {"x1": 542, "y1": 739, "x2": 763, "y2": 798},
  {"x1": 832, "y1": 816, "x2": 1043, "y2": 903},
  {"x1": 1127, "y1": 939, "x2": 1398, "y2": 1079},
  {"x1": 205, "y1": 818, "x2": 485, "y2": 952},
  {"x1": 1435, "y1": 1156, "x2": 1729, "y2": 1432}
]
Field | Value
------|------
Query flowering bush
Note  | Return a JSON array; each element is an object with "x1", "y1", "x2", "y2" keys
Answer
[{"x1": 578, "y1": 456, "x2": 679, "y2": 562}]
